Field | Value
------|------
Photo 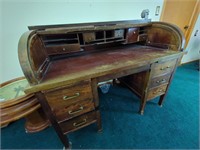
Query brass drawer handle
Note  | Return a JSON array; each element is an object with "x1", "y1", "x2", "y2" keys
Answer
[
  {"x1": 156, "y1": 79, "x2": 166, "y2": 83},
  {"x1": 160, "y1": 66, "x2": 170, "y2": 70},
  {"x1": 153, "y1": 89, "x2": 164, "y2": 94},
  {"x1": 68, "y1": 106, "x2": 84, "y2": 115},
  {"x1": 73, "y1": 119, "x2": 87, "y2": 127},
  {"x1": 63, "y1": 92, "x2": 80, "y2": 100}
]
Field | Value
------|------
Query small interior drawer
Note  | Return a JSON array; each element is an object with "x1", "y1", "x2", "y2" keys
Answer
[
  {"x1": 147, "y1": 84, "x2": 168, "y2": 100},
  {"x1": 60, "y1": 111, "x2": 97, "y2": 134},
  {"x1": 55, "y1": 99, "x2": 95, "y2": 122},
  {"x1": 83, "y1": 32, "x2": 96, "y2": 43},
  {"x1": 46, "y1": 43, "x2": 81, "y2": 55},
  {"x1": 151, "y1": 59, "x2": 177, "y2": 77},
  {"x1": 43, "y1": 80, "x2": 93, "y2": 110},
  {"x1": 126, "y1": 28, "x2": 139, "y2": 43},
  {"x1": 150, "y1": 73, "x2": 171, "y2": 88}
]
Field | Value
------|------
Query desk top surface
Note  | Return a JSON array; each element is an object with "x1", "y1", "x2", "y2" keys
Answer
[{"x1": 25, "y1": 45, "x2": 182, "y2": 94}]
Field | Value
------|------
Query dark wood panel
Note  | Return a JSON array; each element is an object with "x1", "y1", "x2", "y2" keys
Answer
[
  {"x1": 56, "y1": 100, "x2": 95, "y2": 122},
  {"x1": 149, "y1": 73, "x2": 171, "y2": 88},
  {"x1": 151, "y1": 59, "x2": 177, "y2": 77},
  {"x1": 46, "y1": 44, "x2": 81, "y2": 55},
  {"x1": 60, "y1": 111, "x2": 97, "y2": 134},
  {"x1": 44, "y1": 80, "x2": 93, "y2": 110},
  {"x1": 147, "y1": 84, "x2": 168, "y2": 100},
  {"x1": 29, "y1": 35, "x2": 48, "y2": 71},
  {"x1": 126, "y1": 28, "x2": 139, "y2": 43}
]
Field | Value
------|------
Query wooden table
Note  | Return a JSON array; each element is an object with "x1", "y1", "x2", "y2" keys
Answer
[{"x1": 0, "y1": 77, "x2": 49, "y2": 132}]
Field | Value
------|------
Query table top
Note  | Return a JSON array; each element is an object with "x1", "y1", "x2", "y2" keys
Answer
[
  {"x1": 0, "y1": 78, "x2": 29, "y2": 102},
  {"x1": 25, "y1": 45, "x2": 183, "y2": 94}
]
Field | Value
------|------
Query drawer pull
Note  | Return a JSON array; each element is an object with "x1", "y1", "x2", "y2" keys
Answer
[
  {"x1": 153, "y1": 89, "x2": 164, "y2": 94},
  {"x1": 68, "y1": 106, "x2": 84, "y2": 115},
  {"x1": 160, "y1": 66, "x2": 170, "y2": 70},
  {"x1": 156, "y1": 79, "x2": 166, "y2": 83},
  {"x1": 73, "y1": 119, "x2": 87, "y2": 127},
  {"x1": 63, "y1": 92, "x2": 80, "y2": 100}
]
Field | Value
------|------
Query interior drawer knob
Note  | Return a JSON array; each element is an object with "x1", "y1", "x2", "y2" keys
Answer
[
  {"x1": 73, "y1": 119, "x2": 87, "y2": 127},
  {"x1": 63, "y1": 92, "x2": 80, "y2": 100},
  {"x1": 68, "y1": 106, "x2": 84, "y2": 115}
]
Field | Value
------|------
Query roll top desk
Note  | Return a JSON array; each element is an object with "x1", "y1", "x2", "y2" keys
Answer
[{"x1": 18, "y1": 19, "x2": 185, "y2": 149}]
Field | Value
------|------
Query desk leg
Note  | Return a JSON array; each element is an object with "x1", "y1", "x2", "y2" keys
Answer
[
  {"x1": 139, "y1": 93, "x2": 147, "y2": 115},
  {"x1": 35, "y1": 92, "x2": 70, "y2": 149},
  {"x1": 158, "y1": 94, "x2": 165, "y2": 107},
  {"x1": 96, "y1": 110, "x2": 102, "y2": 132}
]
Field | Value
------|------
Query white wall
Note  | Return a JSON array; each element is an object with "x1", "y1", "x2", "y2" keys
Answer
[
  {"x1": 181, "y1": 14, "x2": 200, "y2": 64},
  {"x1": 0, "y1": 0, "x2": 164, "y2": 83},
  {"x1": 0, "y1": 1, "x2": 3, "y2": 83}
]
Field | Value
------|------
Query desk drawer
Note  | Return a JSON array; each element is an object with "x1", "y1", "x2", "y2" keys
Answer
[
  {"x1": 150, "y1": 73, "x2": 171, "y2": 88},
  {"x1": 55, "y1": 99, "x2": 95, "y2": 122},
  {"x1": 46, "y1": 44, "x2": 81, "y2": 55},
  {"x1": 147, "y1": 84, "x2": 168, "y2": 100},
  {"x1": 151, "y1": 59, "x2": 177, "y2": 77},
  {"x1": 44, "y1": 80, "x2": 93, "y2": 113},
  {"x1": 60, "y1": 111, "x2": 97, "y2": 134}
]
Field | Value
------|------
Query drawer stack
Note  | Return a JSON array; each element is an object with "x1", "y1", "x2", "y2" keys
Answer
[
  {"x1": 42, "y1": 80, "x2": 101, "y2": 135},
  {"x1": 147, "y1": 59, "x2": 177, "y2": 100},
  {"x1": 118, "y1": 58, "x2": 178, "y2": 115}
]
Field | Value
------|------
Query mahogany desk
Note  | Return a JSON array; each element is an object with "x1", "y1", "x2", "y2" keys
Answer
[{"x1": 18, "y1": 19, "x2": 185, "y2": 149}]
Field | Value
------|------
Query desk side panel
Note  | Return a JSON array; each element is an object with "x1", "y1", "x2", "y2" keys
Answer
[
  {"x1": 147, "y1": 22, "x2": 185, "y2": 51},
  {"x1": 18, "y1": 31, "x2": 49, "y2": 85}
]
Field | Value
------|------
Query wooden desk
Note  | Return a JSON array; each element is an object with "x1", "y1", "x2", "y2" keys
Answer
[{"x1": 18, "y1": 19, "x2": 185, "y2": 149}]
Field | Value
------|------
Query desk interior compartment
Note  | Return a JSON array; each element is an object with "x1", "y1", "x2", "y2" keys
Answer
[{"x1": 42, "y1": 33, "x2": 81, "y2": 55}]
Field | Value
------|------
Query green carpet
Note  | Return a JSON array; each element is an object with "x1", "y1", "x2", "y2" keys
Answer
[{"x1": 1, "y1": 61, "x2": 199, "y2": 149}]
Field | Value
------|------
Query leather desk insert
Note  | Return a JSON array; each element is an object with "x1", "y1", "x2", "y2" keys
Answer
[{"x1": 18, "y1": 20, "x2": 185, "y2": 149}]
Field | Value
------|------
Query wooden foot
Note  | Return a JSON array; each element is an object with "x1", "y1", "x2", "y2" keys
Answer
[
  {"x1": 63, "y1": 141, "x2": 72, "y2": 150},
  {"x1": 98, "y1": 128, "x2": 103, "y2": 133},
  {"x1": 158, "y1": 94, "x2": 165, "y2": 106},
  {"x1": 139, "y1": 110, "x2": 144, "y2": 115},
  {"x1": 139, "y1": 96, "x2": 147, "y2": 115},
  {"x1": 96, "y1": 110, "x2": 102, "y2": 132}
]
